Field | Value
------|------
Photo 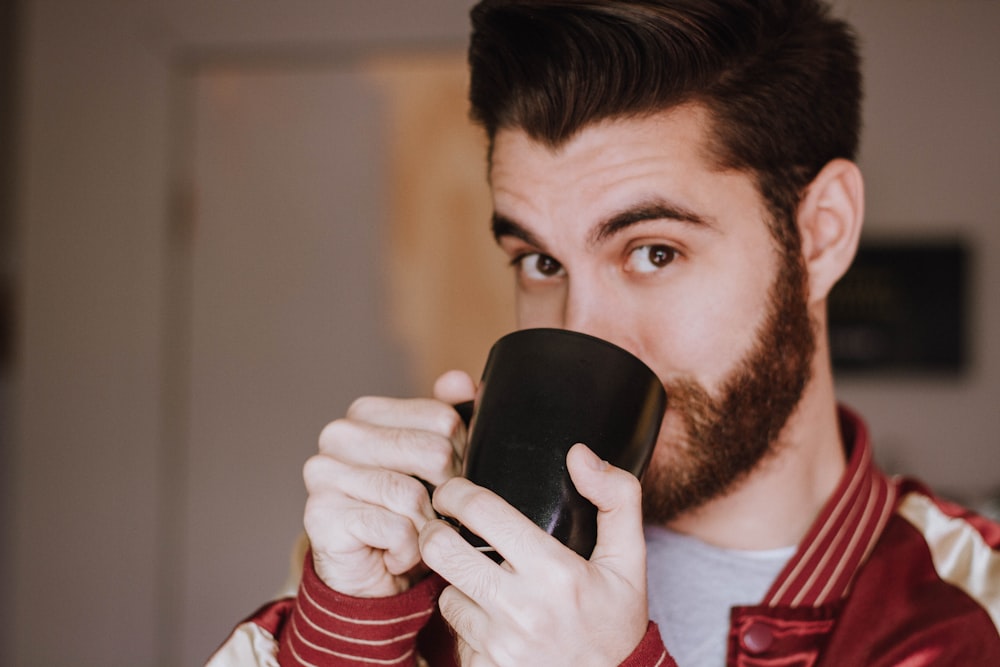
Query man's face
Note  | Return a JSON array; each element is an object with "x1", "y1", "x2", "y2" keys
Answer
[{"x1": 489, "y1": 106, "x2": 815, "y2": 522}]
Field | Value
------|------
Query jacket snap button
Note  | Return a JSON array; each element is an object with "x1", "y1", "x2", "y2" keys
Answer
[{"x1": 741, "y1": 622, "x2": 774, "y2": 654}]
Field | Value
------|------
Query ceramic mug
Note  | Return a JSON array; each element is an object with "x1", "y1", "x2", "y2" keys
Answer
[{"x1": 459, "y1": 328, "x2": 666, "y2": 560}]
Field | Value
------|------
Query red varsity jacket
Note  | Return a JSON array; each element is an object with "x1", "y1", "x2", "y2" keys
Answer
[{"x1": 208, "y1": 408, "x2": 1000, "y2": 666}]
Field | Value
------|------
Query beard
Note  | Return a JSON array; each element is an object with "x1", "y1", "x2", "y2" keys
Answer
[{"x1": 640, "y1": 244, "x2": 816, "y2": 524}]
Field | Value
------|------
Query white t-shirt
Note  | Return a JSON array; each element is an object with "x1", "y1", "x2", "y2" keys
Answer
[{"x1": 644, "y1": 525, "x2": 796, "y2": 667}]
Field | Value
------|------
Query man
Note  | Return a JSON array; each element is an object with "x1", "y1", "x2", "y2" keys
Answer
[{"x1": 210, "y1": 1, "x2": 1000, "y2": 665}]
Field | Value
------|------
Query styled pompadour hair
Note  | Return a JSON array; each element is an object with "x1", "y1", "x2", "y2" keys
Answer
[{"x1": 467, "y1": 0, "x2": 862, "y2": 253}]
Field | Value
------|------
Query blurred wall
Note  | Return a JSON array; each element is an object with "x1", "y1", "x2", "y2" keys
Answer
[
  {"x1": 5, "y1": 2, "x2": 475, "y2": 665},
  {"x1": 3, "y1": 1, "x2": 998, "y2": 665},
  {"x1": 0, "y1": 0, "x2": 20, "y2": 655},
  {"x1": 836, "y1": 0, "x2": 1000, "y2": 496}
]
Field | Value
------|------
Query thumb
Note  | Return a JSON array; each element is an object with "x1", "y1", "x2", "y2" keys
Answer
[
  {"x1": 432, "y1": 369, "x2": 477, "y2": 405},
  {"x1": 433, "y1": 370, "x2": 477, "y2": 463},
  {"x1": 566, "y1": 443, "x2": 646, "y2": 583}
]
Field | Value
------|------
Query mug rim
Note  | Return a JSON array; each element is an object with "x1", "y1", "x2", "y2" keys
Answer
[{"x1": 493, "y1": 327, "x2": 659, "y2": 378}]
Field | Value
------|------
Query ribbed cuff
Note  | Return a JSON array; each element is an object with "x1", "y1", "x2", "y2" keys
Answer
[
  {"x1": 618, "y1": 622, "x2": 675, "y2": 667},
  {"x1": 278, "y1": 551, "x2": 447, "y2": 666}
]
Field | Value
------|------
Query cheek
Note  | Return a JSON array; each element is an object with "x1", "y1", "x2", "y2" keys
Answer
[{"x1": 635, "y1": 272, "x2": 770, "y2": 390}]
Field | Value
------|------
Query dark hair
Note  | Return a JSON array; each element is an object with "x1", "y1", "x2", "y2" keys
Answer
[{"x1": 467, "y1": 0, "x2": 862, "y2": 253}]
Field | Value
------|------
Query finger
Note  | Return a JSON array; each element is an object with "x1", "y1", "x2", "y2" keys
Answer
[
  {"x1": 437, "y1": 585, "x2": 489, "y2": 658},
  {"x1": 566, "y1": 443, "x2": 646, "y2": 584},
  {"x1": 318, "y1": 418, "x2": 460, "y2": 486},
  {"x1": 432, "y1": 369, "x2": 477, "y2": 405},
  {"x1": 431, "y1": 477, "x2": 552, "y2": 572},
  {"x1": 456, "y1": 636, "x2": 498, "y2": 667},
  {"x1": 457, "y1": 638, "x2": 476, "y2": 667},
  {"x1": 347, "y1": 395, "x2": 465, "y2": 435},
  {"x1": 303, "y1": 455, "x2": 436, "y2": 528},
  {"x1": 418, "y1": 517, "x2": 506, "y2": 607},
  {"x1": 307, "y1": 500, "x2": 424, "y2": 575},
  {"x1": 432, "y1": 370, "x2": 477, "y2": 462}
]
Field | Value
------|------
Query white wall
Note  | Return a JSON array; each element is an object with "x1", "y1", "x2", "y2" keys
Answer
[
  {"x1": 837, "y1": 1, "x2": 1000, "y2": 497},
  {"x1": 5, "y1": 1, "x2": 999, "y2": 665},
  {"x1": 12, "y1": 2, "x2": 170, "y2": 664},
  {"x1": 7, "y1": 2, "x2": 472, "y2": 665}
]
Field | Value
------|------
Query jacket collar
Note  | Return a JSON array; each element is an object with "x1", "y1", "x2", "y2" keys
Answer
[{"x1": 763, "y1": 406, "x2": 896, "y2": 608}]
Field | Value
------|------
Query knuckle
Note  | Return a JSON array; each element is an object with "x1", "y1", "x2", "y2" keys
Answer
[
  {"x1": 375, "y1": 471, "x2": 425, "y2": 508},
  {"x1": 461, "y1": 486, "x2": 493, "y2": 516},
  {"x1": 544, "y1": 561, "x2": 577, "y2": 590},
  {"x1": 383, "y1": 544, "x2": 421, "y2": 576},
  {"x1": 417, "y1": 529, "x2": 439, "y2": 562},
  {"x1": 356, "y1": 506, "x2": 411, "y2": 546},
  {"x1": 302, "y1": 498, "x2": 324, "y2": 532},
  {"x1": 423, "y1": 438, "x2": 456, "y2": 474},
  {"x1": 346, "y1": 395, "x2": 381, "y2": 418},
  {"x1": 302, "y1": 454, "x2": 333, "y2": 490},
  {"x1": 381, "y1": 518, "x2": 419, "y2": 552},
  {"x1": 623, "y1": 471, "x2": 643, "y2": 495},
  {"x1": 621, "y1": 472, "x2": 644, "y2": 507},
  {"x1": 318, "y1": 418, "x2": 357, "y2": 451},
  {"x1": 303, "y1": 496, "x2": 346, "y2": 548},
  {"x1": 418, "y1": 522, "x2": 451, "y2": 562},
  {"x1": 432, "y1": 405, "x2": 463, "y2": 437},
  {"x1": 406, "y1": 437, "x2": 456, "y2": 486},
  {"x1": 515, "y1": 605, "x2": 548, "y2": 640}
]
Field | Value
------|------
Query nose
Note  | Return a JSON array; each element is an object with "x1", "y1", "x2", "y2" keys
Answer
[{"x1": 562, "y1": 277, "x2": 631, "y2": 349}]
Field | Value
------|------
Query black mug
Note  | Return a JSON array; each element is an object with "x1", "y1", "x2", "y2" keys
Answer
[{"x1": 459, "y1": 328, "x2": 666, "y2": 560}]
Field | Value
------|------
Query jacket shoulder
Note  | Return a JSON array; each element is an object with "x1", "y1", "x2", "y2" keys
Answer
[
  {"x1": 893, "y1": 478, "x2": 1000, "y2": 634},
  {"x1": 896, "y1": 477, "x2": 1000, "y2": 549}
]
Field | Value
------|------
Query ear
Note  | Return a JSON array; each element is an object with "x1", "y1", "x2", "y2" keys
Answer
[{"x1": 797, "y1": 158, "x2": 865, "y2": 304}]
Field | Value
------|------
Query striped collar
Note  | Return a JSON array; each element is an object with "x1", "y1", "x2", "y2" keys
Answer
[{"x1": 763, "y1": 406, "x2": 897, "y2": 608}]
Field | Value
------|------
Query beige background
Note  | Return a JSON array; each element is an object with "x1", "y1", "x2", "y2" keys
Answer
[{"x1": 370, "y1": 55, "x2": 514, "y2": 387}]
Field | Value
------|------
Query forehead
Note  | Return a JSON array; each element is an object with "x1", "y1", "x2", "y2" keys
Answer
[{"x1": 488, "y1": 106, "x2": 750, "y2": 221}]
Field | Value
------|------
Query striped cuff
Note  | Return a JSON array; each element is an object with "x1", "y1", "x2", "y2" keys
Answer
[
  {"x1": 278, "y1": 552, "x2": 447, "y2": 666},
  {"x1": 618, "y1": 622, "x2": 675, "y2": 667}
]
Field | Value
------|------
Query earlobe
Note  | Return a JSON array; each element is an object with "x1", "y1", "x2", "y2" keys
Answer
[{"x1": 798, "y1": 158, "x2": 865, "y2": 303}]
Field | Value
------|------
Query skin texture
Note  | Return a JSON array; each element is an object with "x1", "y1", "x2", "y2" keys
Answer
[
  {"x1": 303, "y1": 374, "x2": 473, "y2": 597},
  {"x1": 304, "y1": 104, "x2": 866, "y2": 665},
  {"x1": 488, "y1": 109, "x2": 818, "y2": 527}
]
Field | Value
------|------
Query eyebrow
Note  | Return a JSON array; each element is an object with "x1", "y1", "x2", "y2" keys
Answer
[
  {"x1": 589, "y1": 200, "x2": 716, "y2": 246},
  {"x1": 491, "y1": 213, "x2": 547, "y2": 250},
  {"x1": 491, "y1": 198, "x2": 716, "y2": 250}
]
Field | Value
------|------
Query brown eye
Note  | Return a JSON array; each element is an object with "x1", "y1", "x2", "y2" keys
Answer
[
  {"x1": 514, "y1": 252, "x2": 565, "y2": 281},
  {"x1": 627, "y1": 244, "x2": 677, "y2": 274},
  {"x1": 534, "y1": 254, "x2": 563, "y2": 276},
  {"x1": 648, "y1": 246, "x2": 675, "y2": 267}
]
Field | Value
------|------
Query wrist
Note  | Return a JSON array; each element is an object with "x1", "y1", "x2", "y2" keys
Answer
[
  {"x1": 277, "y1": 551, "x2": 447, "y2": 666},
  {"x1": 312, "y1": 551, "x2": 430, "y2": 598},
  {"x1": 617, "y1": 622, "x2": 675, "y2": 667}
]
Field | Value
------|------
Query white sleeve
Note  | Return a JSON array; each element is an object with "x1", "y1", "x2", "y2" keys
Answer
[
  {"x1": 205, "y1": 622, "x2": 280, "y2": 667},
  {"x1": 204, "y1": 534, "x2": 308, "y2": 666}
]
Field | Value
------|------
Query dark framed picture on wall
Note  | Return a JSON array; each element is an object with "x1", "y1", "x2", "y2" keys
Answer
[{"x1": 828, "y1": 239, "x2": 969, "y2": 376}]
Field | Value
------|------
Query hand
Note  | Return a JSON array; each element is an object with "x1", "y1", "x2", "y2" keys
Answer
[
  {"x1": 302, "y1": 370, "x2": 476, "y2": 597},
  {"x1": 419, "y1": 444, "x2": 649, "y2": 666}
]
